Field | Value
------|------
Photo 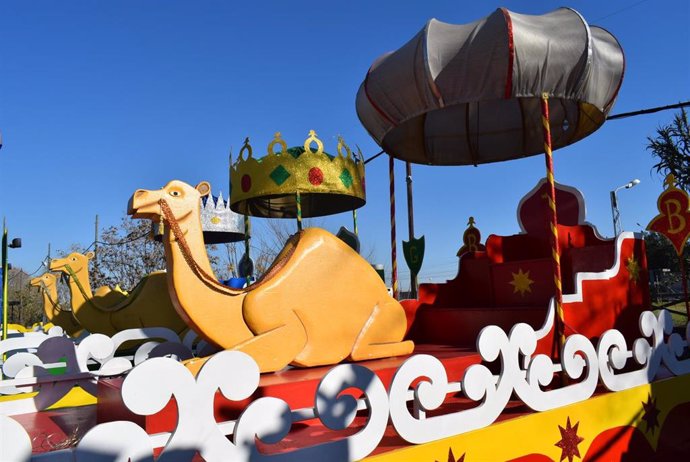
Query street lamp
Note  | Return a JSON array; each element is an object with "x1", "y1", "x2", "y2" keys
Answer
[
  {"x1": 2, "y1": 217, "x2": 22, "y2": 341},
  {"x1": 610, "y1": 179, "x2": 640, "y2": 236}
]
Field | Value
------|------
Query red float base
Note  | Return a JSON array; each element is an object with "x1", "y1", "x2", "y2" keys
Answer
[{"x1": 97, "y1": 344, "x2": 482, "y2": 434}]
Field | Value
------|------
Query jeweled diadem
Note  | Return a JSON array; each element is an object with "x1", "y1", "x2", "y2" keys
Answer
[{"x1": 230, "y1": 130, "x2": 366, "y2": 218}]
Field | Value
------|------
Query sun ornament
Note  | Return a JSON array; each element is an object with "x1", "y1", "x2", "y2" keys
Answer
[
  {"x1": 626, "y1": 256, "x2": 640, "y2": 283},
  {"x1": 510, "y1": 268, "x2": 534, "y2": 296}
]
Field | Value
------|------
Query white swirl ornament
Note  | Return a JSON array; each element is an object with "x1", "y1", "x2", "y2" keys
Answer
[
  {"x1": 516, "y1": 332, "x2": 598, "y2": 411},
  {"x1": 236, "y1": 363, "x2": 389, "y2": 461},
  {"x1": 122, "y1": 350, "x2": 260, "y2": 461},
  {"x1": 660, "y1": 309, "x2": 690, "y2": 375},
  {"x1": 598, "y1": 310, "x2": 664, "y2": 391},
  {"x1": 389, "y1": 325, "x2": 515, "y2": 444},
  {"x1": 0, "y1": 415, "x2": 32, "y2": 462},
  {"x1": 75, "y1": 421, "x2": 154, "y2": 462}
]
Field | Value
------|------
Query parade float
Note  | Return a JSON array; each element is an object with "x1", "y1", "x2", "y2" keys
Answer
[{"x1": 1, "y1": 6, "x2": 689, "y2": 462}]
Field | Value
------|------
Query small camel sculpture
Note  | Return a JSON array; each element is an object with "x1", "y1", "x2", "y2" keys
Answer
[
  {"x1": 129, "y1": 180, "x2": 414, "y2": 373},
  {"x1": 50, "y1": 251, "x2": 188, "y2": 337},
  {"x1": 30, "y1": 272, "x2": 84, "y2": 337}
]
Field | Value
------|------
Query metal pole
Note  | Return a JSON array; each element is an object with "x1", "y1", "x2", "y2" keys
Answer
[
  {"x1": 94, "y1": 214, "x2": 99, "y2": 272},
  {"x1": 610, "y1": 190, "x2": 621, "y2": 236},
  {"x1": 2, "y1": 218, "x2": 8, "y2": 342},
  {"x1": 405, "y1": 161, "x2": 417, "y2": 299},
  {"x1": 389, "y1": 154, "x2": 399, "y2": 299},
  {"x1": 296, "y1": 191, "x2": 303, "y2": 232},
  {"x1": 681, "y1": 256, "x2": 690, "y2": 318}
]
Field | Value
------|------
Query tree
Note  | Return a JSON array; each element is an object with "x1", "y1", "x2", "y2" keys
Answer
[
  {"x1": 210, "y1": 218, "x2": 317, "y2": 280},
  {"x1": 6, "y1": 268, "x2": 43, "y2": 326},
  {"x1": 647, "y1": 108, "x2": 690, "y2": 190},
  {"x1": 643, "y1": 230, "x2": 690, "y2": 302},
  {"x1": 92, "y1": 217, "x2": 166, "y2": 291},
  {"x1": 58, "y1": 217, "x2": 166, "y2": 293}
]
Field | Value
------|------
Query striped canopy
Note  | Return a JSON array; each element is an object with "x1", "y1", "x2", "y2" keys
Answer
[{"x1": 356, "y1": 8, "x2": 625, "y2": 166}]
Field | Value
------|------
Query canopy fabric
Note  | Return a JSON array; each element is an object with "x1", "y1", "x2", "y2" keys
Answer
[{"x1": 356, "y1": 8, "x2": 625, "y2": 166}]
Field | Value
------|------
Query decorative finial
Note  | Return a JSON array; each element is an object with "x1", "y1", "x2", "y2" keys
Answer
[
  {"x1": 239, "y1": 137, "x2": 253, "y2": 160},
  {"x1": 337, "y1": 136, "x2": 352, "y2": 159},
  {"x1": 665, "y1": 174, "x2": 677, "y2": 188},
  {"x1": 467, "y1": 216, "x2": 475, "y2": 227},
  {"x1": 268, "y1": 132, "x2": 288, "y2": 156},
  {"x1": 304, "y1": 130, "x2": 323, "y2": 154}
]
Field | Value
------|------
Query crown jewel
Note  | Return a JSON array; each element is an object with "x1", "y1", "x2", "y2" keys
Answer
[{"x1": 230, "y1": 131, "x2": 366, "y2": 218}]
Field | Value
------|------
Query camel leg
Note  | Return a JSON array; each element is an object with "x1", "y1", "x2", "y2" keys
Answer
[
  {"x1": 231, "y1": 314, "x2": 308, "y2": 373},
  {"x1": 183, "y1": 314, "x2": 308, "y2": 375},
  {"x1": 349, "y1": 300, "x2": 414, "y2": 361}
]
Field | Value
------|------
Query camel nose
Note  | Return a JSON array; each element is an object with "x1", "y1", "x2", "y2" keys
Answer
[{"x1": 128, "y1": 190, "x2": 147, "y2": 214}]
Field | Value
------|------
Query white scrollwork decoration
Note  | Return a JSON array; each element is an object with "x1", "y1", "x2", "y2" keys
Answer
[
  {"x1": 122, "y1": 350, "x2": 260, "y2": 461},
  {"x1": 389, "y1": 324, "x2": 518, "y2": 444},
  {"x1": 597, "y1": 310, "x2": 664, "y2": 391},
  {"x1": 75, "y1": 421, "x2": 155, "y2": 462},
  {"x1": 0, "y1": 414, "x2": 32, "y2": 462}
]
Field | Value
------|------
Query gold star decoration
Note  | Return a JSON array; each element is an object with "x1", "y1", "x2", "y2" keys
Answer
[
  {"x1": 641, "y1": 393, "x2": 660, "y2": 434},
  {"x1": 626, "y1": 256, "x2": 640, "y2": 283},
  {"x1": 510, "y1": 268, "x2": 534, "y2": 296},
  {"x1": 554, "y1": 417, "x2": 585, "y2": 462},
  {"x1": 436, "y1": 448, "x2": 465, "y2": 462}
]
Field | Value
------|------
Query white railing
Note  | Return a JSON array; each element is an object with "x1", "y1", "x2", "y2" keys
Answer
[{"x1": 1, "y1": 309, "x2": 688, "y2": 462}]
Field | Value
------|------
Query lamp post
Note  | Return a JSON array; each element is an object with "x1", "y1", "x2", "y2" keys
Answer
[
  {"x1": 610, "y1": 179, "x2": 640, "y2": 236},
  {"x1": 2, "y1": 217, "x2": 22, "y2": 341}
]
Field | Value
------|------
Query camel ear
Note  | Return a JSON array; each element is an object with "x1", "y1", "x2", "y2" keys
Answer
[
  {"x1": 195, "y1": 181, "x2": 211, "y2": 197},
  {"x1": 85, "y1": 251, "x2": 95, "y2": 260}
]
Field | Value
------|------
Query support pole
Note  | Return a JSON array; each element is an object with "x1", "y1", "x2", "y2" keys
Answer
[
  {"x1": 389, "y1": 154, "x2": 399, "y2": 299},
  {"x1": 681, "y1": 256, "x2": 689, "y2": 317},
  {"x1": 296, "y1": 191, "x2": 303, "y2": 232},
  {"x1": 244, "y1": 215, "x2": 251, "y2": 262},
  {"x1": 2, "y1": 218, "x2": 8, "y2": 342},
  {"x1": 541, "y1": 93, "x2": 566, "y2": 356},
  {"x1": 405, "y1": 161, "x2": 418, "y2": 299},
  {"x1": 94, "y1": 214, "x2": 99, "y2": 273},
  {"x1": 353, "y1": 210, "x2": 358, "y2": 235}
]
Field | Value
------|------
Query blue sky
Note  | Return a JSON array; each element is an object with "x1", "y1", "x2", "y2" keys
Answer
[{"x1": 1, "y1": 0, "x2": 688, "y2": 289}]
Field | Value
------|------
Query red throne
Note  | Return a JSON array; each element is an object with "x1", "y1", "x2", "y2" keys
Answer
[{"x1": 404, "y1": 179, "x2": 650, "y2": 354}]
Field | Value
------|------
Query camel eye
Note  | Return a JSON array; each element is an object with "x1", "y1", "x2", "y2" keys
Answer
[{"x1": 170, "y1": 190, "x2": 181, "y2": 197}]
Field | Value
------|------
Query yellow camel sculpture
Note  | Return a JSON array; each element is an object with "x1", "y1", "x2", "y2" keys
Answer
[
  {"x1": 49, "y1": 251, "x2": 188, "y2": 337},
  {"x1": 30, "y1": 273, "x2": 84, "y2": 337},
  {"x1": 128, "y1": 180, "x2": 413, "y2": 373}
]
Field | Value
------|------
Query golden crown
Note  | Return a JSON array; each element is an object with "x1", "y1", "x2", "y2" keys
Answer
[{"x1": 230, "y1": 130, "x2": 366, "y2": 218}]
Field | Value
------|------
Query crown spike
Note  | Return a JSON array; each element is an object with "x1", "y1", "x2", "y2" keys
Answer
[
  {"x1": 354, "y1": 145, "x2": 364, "y2": 163},
  {"x1": 202, "y1": 194, "x2": 212, "y2": 211},
  {"x1": 216, "y1": 191, "x2": 226, "y2": 209},
  {"x1": 239, "y1": 137, "x2": 253, "y2": 161},
  {"x1": 337, "y1": 136, "x2": 352, "y2": 159},
  {"x1": 304, "y1": 130, "x2": 324, "y2": 155},
  {"x1": 268, "y1": 132, "x2": 288, "y2": 156}
]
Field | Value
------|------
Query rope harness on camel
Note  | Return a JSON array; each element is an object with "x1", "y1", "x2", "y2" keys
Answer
[
  {"x1": 159, "y1": 199, "x2": 239, "y2": 295},
  {"x1": 63, "y1": 263, "x2": 115, "y2": 312},
  {"x1": 158, "y1": 198, "x2": 298, "y2": 295},
  {"x1": 38, "y1": 280, "x2": 67, "y2": 313}
]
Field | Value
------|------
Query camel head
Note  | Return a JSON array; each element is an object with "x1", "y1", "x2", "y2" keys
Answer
[
  {"x1": 49, "y1": 251, "x2": 94, "y2": 276},
  {"x1": 128, "y1": 180, "x2": 211, "y2": 226},
  {"x1": 31, "y1": 272, "x2": 58, "y2": 290}
]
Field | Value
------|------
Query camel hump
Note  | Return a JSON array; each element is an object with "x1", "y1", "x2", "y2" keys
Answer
[{"x1": 239, "y1": 227, "x2": 412, "y2": 370}]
